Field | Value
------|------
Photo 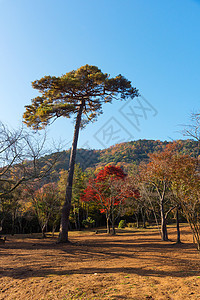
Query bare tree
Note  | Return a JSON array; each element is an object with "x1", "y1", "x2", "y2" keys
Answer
[
  {"x1": 0, "y1": 122, "x2": 59, "y2": 197},
  {"x1": 0, "y1": 122, "x2": 60, "y2": 234},
  {"x1": 182, "y1": 113, "x2": 200, "y2": 142},
  {"x1": 182, "y1": 112, "x2": 200, "y2": 175}
]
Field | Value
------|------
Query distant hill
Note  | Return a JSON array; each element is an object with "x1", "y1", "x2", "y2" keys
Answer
[{"x1": 45, "y1": 139, "x2": 199, "y2": 173}]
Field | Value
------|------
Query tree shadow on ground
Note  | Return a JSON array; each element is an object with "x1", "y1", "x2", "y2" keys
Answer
[{"x1": 0, "y1": 263, "x2": 199, "y2": 280}]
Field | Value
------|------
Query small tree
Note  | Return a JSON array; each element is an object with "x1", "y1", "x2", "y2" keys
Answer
[
  {"x1": 23, "y1": 65, "x2": 139, "y2": 242},
  {"x1": 118, "y1": 219, "x2": 126, "y2": 228},
  {"x1": 25, "y1": 182, "x2": 60, "y2": 238},
  {"x1": 139, "y1": 143, "x2": 178, "y2": 241},
  {"x1": 82, "y1": 217, "x2": 95, "y2": 229}
]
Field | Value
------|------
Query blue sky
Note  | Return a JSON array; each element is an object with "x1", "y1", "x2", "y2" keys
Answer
[{"x1": 0, "y1": 0, "x2": 199, "y2": 149}]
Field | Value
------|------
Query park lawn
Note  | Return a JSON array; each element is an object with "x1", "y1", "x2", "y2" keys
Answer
[{"x1": 0, "y1": 225, "x2": 200, "y2": 300}]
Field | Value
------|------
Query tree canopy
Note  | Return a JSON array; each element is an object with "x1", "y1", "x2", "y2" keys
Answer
[{"x1": 23, "y1": 64, "x2": 139, "y2": 130}]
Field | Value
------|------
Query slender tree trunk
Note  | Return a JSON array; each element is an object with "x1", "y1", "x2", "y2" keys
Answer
[
  {"x1": 77, "y1": 199, "x2": 80, "y2": 230},
  {"x1": 86, "y1": 204, "x2": 89, "y2": 219},
  {"x1": 111, "y1": 221, "x2": 116, "y2": 235},
  {"x1": 141, "y1": 207, "x2": 146, "y2": 228},
  {"x1": 18, "y1": 217, "x2": 22, "y2": 234},
  {"x1": 111, "y1": 204, "x2": 116, "y2": 235},
  {"x1": 11, "y1": 210, "x2": 16, "y2": 236},
  {"x1": 134, "y1": 213, "x2": 139, "y2": 228},
  {"x1": 111, "y1": 210, "x2": 116, "y2": 235},
  {"x1": 74, "y1": 204, "x2": 78, "y2": 230},
  {"x1": 145, "y1": 190, "x2": 161, "y2": 235},
  {"x1": 83, "y1": 203, "x2": 87, "y2": 220},
  {"x1": 176, "y1": 207, "x2": 181, "y2": 243},
  {"x1": 106, "y1": 215, "x2": 110, "y2": 234},
  {"x1": 58, "y1": 101, "x2": 84, "y2": 243},
  {"x1": 41, "y1": 224, "x2": 46, "y2": 238},
  {"x1": 0, "y1": 218, "x2": 4, "y2": 235},
  {"x1": 160, "y1": 200, "x2": 168, "y2": 241},
  {"x1": 52, "y1": 225, "x2": 56, "y2": 237}
]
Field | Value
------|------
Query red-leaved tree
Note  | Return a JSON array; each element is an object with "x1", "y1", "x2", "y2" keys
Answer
[{"x1": 82, "y1": 165, "x2": 130, "y2": 234}]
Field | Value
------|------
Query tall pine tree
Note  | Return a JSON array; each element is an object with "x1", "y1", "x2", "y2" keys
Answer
[{"x1": 23, "y1": 64, "x2": 139, "y2": 242}]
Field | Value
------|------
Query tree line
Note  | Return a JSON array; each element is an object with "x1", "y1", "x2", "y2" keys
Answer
[{"x1": 1, "y1": 136, "x2": 200, "y2": 249}]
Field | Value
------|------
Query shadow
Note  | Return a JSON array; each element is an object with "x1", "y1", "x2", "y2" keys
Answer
[
  {"x1": 0, "y1": 263, "x2": 199, "y2": 280},
  {"x1": 0, "y1": 238, "x2": 195, "y2": 258}
]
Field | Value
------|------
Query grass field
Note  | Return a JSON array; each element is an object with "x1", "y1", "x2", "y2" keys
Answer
[{"x1": 0, "y1": 225, "x2": 200, "y2": 299}]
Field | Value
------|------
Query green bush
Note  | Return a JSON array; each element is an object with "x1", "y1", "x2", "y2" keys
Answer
[
  {"x1": 82, "y1": 217, "x2": 95, "y2": 228},
  {"x1": 118, "y1": 220, "x2": 126, "y2": 228}
]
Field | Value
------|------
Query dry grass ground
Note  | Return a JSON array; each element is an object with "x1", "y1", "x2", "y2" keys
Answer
[{"x1": 0, "y1": 225, "x2": 200, "y2": 300}]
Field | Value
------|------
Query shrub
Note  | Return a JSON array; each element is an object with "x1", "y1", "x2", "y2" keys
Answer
[
  {"x1": 118, "y1": 220, "x2": 126, "y2": 228},
  {"x1": 82, "y1": 217, "x2": 95, "y2": 228}
]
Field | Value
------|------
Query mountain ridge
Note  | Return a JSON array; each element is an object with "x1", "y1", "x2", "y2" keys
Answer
[{"x1": 44, "y1": 139, "x2": 198, "y2": 172}]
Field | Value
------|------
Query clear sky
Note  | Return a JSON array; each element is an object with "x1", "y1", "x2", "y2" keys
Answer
[{"x1": 0, "y1": 0, "x2": 199, "y2": 150}]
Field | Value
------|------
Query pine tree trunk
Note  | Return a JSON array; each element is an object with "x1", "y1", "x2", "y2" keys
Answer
[{"x1": 58, "y1": 101, "x2": 84, "y2": 243}]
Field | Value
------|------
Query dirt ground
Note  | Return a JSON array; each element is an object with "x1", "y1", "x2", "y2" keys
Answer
[{"x1": 1, "y1": 225, "x2": 200, "y2": 300}]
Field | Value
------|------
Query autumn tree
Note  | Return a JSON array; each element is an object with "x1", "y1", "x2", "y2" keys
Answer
[
  {"x1": 23, "y1": 64, "x2": 139, "y2": 242},
  {"x1": 139, "y1": 143, "x2": 179, "y2": 241},
  {"x1": 82, "y1": 165, "x2": 128, "y2": 234},
  {"x1": 168, "y1": 153, "x2": 200, "y2": 249},
  {"x1": 24, "y1": 182, "x2": 60, "y2": 238}
]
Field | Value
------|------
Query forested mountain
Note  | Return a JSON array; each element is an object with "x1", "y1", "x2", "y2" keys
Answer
[{"x1": 45, "y1": 139, "x2": 198, "y2": 172}]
